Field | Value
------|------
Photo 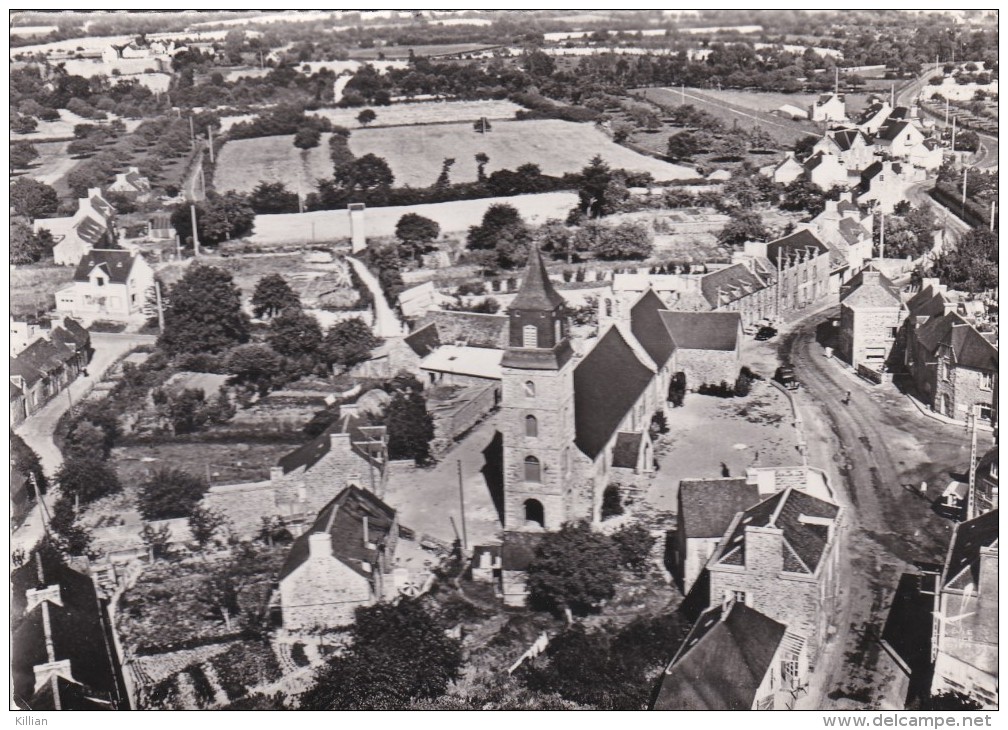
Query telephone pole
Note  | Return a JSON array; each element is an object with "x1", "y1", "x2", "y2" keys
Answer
[
  {"x1": 190, "y1": 204, "x2": 201, "y2": 257},
  {"x1": 207, "y1": 126, "x2": 215, "y2": 164},
  {"x1": 456, "y1": 460, "x2": 468, "y2": 552},
  {"x1": 189, "y1": 115, "x2": 195, "y2": 146},
  {"x1": 155, "y1": 280, "x2": 165, "y2": 332}
]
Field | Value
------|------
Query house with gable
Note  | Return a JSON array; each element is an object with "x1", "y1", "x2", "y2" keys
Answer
[
  {"x1": 659, "y1": 311, "x2": 742, "y2": 390},
  {"x1": 930, "y1": 509, "x2": 998, "y2": 708},
  {"x1": 858, "y1": 161, "x2": 917, "y2": 214},
  {"x1": 802, "y1": 151, "x2": 850, "y2": 191},
  {"x1": 813, "y1": 128, "x2": 874, "y2": 171},
  {"x1": 838, "y1": 267, "x2": 907, "y2": 369},
  {"x1": 55, "y1": 249, "x2": 155, "y2": 323},
  {"x1": 809, "y1": 93, "x2": 847, "y2": 124},
  {"x1": 36, "y1": 188, "x2": 117, "y2": 266},
  {"x1": 744, "y1": 230, "x2": 832, "y2": 315},
  {"x1": 874, "y1": 119, "x2": 926, "y2": 159},
  {"x1": 107, "y1": 166, "x2": 152, "y2": 200},
  {"x1": 11, "y1": 550, "x2": 128, "y2": 710},
  {"x1": 652, "y1": 602, "x2": 788, "y2": 711},
  {"x1": 812, "y1": 199, "x2": 874, "y2": 280},
  {"x1": 278, "y1": 485, "x2": 399, "y2": 630},
  {"x1": 707, "y1": 487, "x2": 842, "y2": 682},
  {"x1": 698, "y1": 262, "x2": 776, "y2": 326},
  {"x1": 766, "y1": 153, "x2": 805, "y2": 185},
  {"x1": 856, "y1": 100, "x2": 894, "y2": 136}
]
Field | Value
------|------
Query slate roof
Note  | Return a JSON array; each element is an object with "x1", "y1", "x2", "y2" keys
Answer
[
  {"x1": 803, "y1": 150, "x2": 827, "y2": 171},
  {"x1": 277, "y1": 413, "x2": 382, "y2": 475},
  {"x1": 829, "y1": 128, "x2": 866, "y2": 151},
  {"x1": 699, "y1": 263, "x2": 768, "y2": 307},
  {"x1": 877, "y1": 120, "x2": 915, "y2": 142},
  {"x1": 72, "y1": 249, "x2": 136, "y2": 284},
  {"x1": 124, "y1": 169, "x2": 151, "y2": 191},
  {"x1": 716, "y1": 488, "x2": 839, "y2": 575},
  {"x1": 678, "y1": 478, "x2": 761, "y2": 539},
  {"x1": 840, "y1": 269, "x2": 903, "y2": 308},
  {"x1": 837, "y1": 217, "x2": 867, "y2": 245},
  {"x1": 915, "y1": 313, "x2": 998, "y2": 371},
  {"x1": 611, "y1": 432, "x2": 643, "y2": 469},
  {"x1": 414, "y1": 310, "x2": 509, "y2": 349},
  {"x1": 659, "y1": 311, "x2": 740, "y2": 352},
  {"x1": 89, "y1": 193, "x2": 116, "y2": 219},
  {"x1": 652, "y1": 602, "x2": 786, "y2": 711},
  {"x1": 906, "y1": 285, "x2": 950, "y2": 318},
  {"x1": 573, "y1": 326, "x2": 655, "y2": 460},
  {"x1": 629, "y1": 289, "x2": 677, "y2": 367},
  {"x1": 11, "y1": 382, "x2": 24, "y2": 400},
  {"x1": 857, "y1": 102, "x2": 888, "y2": 125},
  {"x1": 278, "y1": 485, "x2": 396, "y2": 581},
  {"x1": 501, "y1": 531, "x2": 546, "y2": 571},
  {"x1": 11, "y1": 551, "x2": 122, "y2": 711},
  {"x1": 75, "y1": 216, "x2": 109, "y2": 246},
  {"x1": 941, "y1": 509, "x2": 998, "y2": 591},
  {"x1": 766, "y1": 230, "x2": 830, "y2": 269},
  {"x1": 404, "y1": 322, "x2": 440, "y2": 357},
  {"x1": 509, "y1": 246, "x2": 565, "y2": 312},
  {"x1": 10, "y1": 337, "x2": 76, "y2": 385}
]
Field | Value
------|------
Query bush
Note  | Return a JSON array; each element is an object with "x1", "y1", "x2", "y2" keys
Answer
[
  {"x1": 138, "y1": 467, "x2": 208, "y2": 520},
  {"x1": 56, "y1": 456, "x2": 121, "y2": 505},
  {"x1": 291, "y1": 642, "x2": 310, "y2": 667},
  {"x1": 600, "y1": 484, "x2": 623, "y2": 519},
  {"x1": 612, "y1": 524, "x2": 655, "y2": 576},
  {"x1": 734, "y1": 371, "x2": 752, "y2": 397}
]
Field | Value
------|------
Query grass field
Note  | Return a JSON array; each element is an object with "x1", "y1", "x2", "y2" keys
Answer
[
  {"x1": 694, "y1": 88, "x2": 875, "y2": 118},
  {"x1": 214, "y1": 133, "x2": 333, "y2": 195},
  {"x1": 10, "y1": 263, "x2": 75, "y2": 317},
  {"x1": 15, "y1": 140, "x2": 76, "y2": 193}
]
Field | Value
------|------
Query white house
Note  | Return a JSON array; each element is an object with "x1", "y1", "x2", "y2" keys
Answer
[
  {"x1": 874, "y1": 120, "x2": 926, "y2": 159},
  {"x1": 803, "y1": 151, "x2": 850, "y2": 191},
  {"x1": 857, "y1": 161, "x2": 922, "y2": 214},
  {"x1": 36, "y1": 188, "x2": 117, "y2": 266},
  {"x1": 813, "y1": 128, "x2": 874, "y2": 171},
  {"x1": 763, "y1": 153, "x2": 805, "y2": 185},
  {"x1": 55, "y1": 249, "x2": 155, "y2": 323},
  {"x1": 908, "y1": 138, "x2": 944, "y2": 171},
  {"x1": 809, "y1": 93, "x2": 847, "y2": 124},
  {"x1": 856, "y1": 101, "x2": 893, "y2": 136},
  {"x1": 107, "y1": 166, "x2": 152, "y2": 200}
]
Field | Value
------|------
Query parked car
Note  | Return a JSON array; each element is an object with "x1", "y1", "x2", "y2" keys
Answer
[
  {"x1": 774, "y1": 366, "x2": 799, "y2": 390},
  {"x1": 756, "y1": 325, "x2": 778, "y2": 341}
]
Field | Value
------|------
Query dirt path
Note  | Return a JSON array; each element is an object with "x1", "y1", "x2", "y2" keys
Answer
[{"x1": 346, "y1": 256, "x2": 405, "y2": 338}]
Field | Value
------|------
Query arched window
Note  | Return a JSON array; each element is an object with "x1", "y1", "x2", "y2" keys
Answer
[
  {"x1": 525, "y1": 415, "x2": 538, "y2": 437},
  {"x1": 524, "y1": 380, "x2": 536, "y2": 398},
  {"x1": 605, "y1": 298, "x2": 613, "y2": 317},
  {"x1": 524, "y1": 498, "x2": 545, "y2": 527},
  {"x1": 524, "y1": 456, "x2": 541, "y2": 483},
  {"x1": 523, "y1": 324, "x2": 538, "y2": 348}
]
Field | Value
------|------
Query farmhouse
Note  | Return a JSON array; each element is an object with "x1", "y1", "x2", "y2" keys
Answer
[
  {"x1": 652, "y1": 602, "x2": 788, "y2": 711},
  {"x1": 278, "y1": 485, "x2": 399, "y2": 630},
  {"x1": 107, "y1": 166, "x2": 152, "y2": 199},
  {"x1": 930, "y1": 509, "x2": 998, "y2": 709},
  {"x1": 809, "y1": 92, "x2": 846, "y2": 123},
  {"x1": 55, "y1": 249, "x2": 155, "y2": 323},
  {"x1": 838, "y1": 267, "x2": 907, "y2": 369},
  {"x1": 35, "y1": 188, "x2": 117, "y2": 266}
]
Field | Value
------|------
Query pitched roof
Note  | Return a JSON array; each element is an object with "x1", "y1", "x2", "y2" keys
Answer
[
  {"x1": 629, "y1": 289, "x2": 677, "y2": 367},
  {"x1": 404, "y1": 322, "x2": 440, "y2": 357},
  {"x1": 508, "y1": 246, "x2": 565, "y2": 312},
  {"x1": 829, "y1": 128, "x2": 866, "y2": 151},
  {"x1": 877, "y1": 119, "x2": 915, "y2": 142},
  {"x1": 659, "y1": 311, "x2": 740, "y2": 352},
  {"x1": 975, "y1": 447, "x2": 998, "y2": 483},
  {"x1": 716, "y1": 488, "x2": 839, "y2": 574},
  {"x1": 124, "y1": 169, "x2": 150, "y2": 191},
  {"x1": 857, "y1": 102, "x2": 888, "y2": 125},
  {"x1": 501, "y1": 531, "x2": 546, "y2": 571},
  {"x1": 89, "y1": 193, "x2": 116, "y2": 219},
  {"x1": 415, "y1": 310, "x2": 509, "y2": 349},
  {"x1": 75, "y1": 216, "x2": 109, "y2": 246},
  {"x1": 840, "y1": 269, "x2": 903, "y2": 308},
  {"x1": 915, "y1": 313, "x2": 998, "y2": 370},
  {"x1": 279, "y1": 485, "x2": 396, "y2": 581},
  {"x1": 699, "y1": 263, "x2": 767, "y2": 307},
  {"x1": 837, "y1": 217, "x2": 866, "y2": 245},
  {"x1": 803, "y1": 150, "x2": 827, "y2": 171},
  {"x1": 652, "y1": 602, "x2": 786, "y2": 711},
  {"x1": 941, "y1": 509, "x2": 998, "y2": 591},
  {"x1": 611, "y1": 432, "x2": 643, "y2": 469},
  {"x1": 678, "y1": 478, "x2": 761, "y2": 539},
  {"x1": 420, "y1": 344, "x2": 503, "y2": 380},
  {"x1": 573, "y1": 326, "x2": 655, "y2": 460},
  {"x1": 907, "y1": 286, "x2": 951, "y2": 319},
  {"x1": 11, "y1": 337, "x2": 76, "y2": 385},
  {"x1": 766, "y1": 229, "x2": 829, "y2": 268},
  {"x1": 72, "y1": 249, "x2": 136, "y2": 284},
  {"x1": 277, "y1": 413, "x2": 383, "y2": 475}
]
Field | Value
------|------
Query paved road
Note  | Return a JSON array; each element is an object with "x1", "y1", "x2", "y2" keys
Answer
[
  {"x1": 183, "y1": 148, "x2": 207, "y2": 203},
  {"x1": 347, "y1": 256, "x2": 406, "y2": 338},
  {"x1": 782, "y1": 310, "x2": 993, "y2": 709},
  {"x1": 12, "y1": 332, "x2": 156, "y2": 555}
]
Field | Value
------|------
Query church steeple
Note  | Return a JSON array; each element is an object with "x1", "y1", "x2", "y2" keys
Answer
[{"x1": 501, "y1": 246, "x2": 573, "y2": 370}]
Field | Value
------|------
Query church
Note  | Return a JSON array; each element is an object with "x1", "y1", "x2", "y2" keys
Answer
[{"x1": 500, "y1": 247, "x2": 675, "y2": 533}]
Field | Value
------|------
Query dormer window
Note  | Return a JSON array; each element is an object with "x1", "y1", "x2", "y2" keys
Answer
[{"x1": 96, "y1": 276, "x2": 105, "y2": 287}]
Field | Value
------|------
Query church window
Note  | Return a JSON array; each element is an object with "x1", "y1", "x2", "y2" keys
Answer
[
  {"x1": 525, "y1": 415, "x2": 538, "y2": 438},
  {"x1": 524, "y1": 498, "x2": 545, "y2": 527},
  {"x1": 524, "y1": 380, "x2": 535, "y2": 398},
  {"x1": 605, "y1": 298, "x2": 613, "y2": 318},
  {"x1": 523, "y1": 324, "x2": 538, "y2": 348},
  {"x1": 524, "y1": 456, "x2": 541, "y2": 483}
]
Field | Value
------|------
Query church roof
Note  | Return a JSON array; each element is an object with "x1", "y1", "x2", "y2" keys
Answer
[
  {"x1": 508, "y1": 246, "x2": 565, "y2": 312},
  {"x1": 659, "y1": 311, "x2": 741, "y2": 352},
  {"x1": 573, "y1": 326, "x2": 655, "y2": 460},
  {"x1": 630, "y1": 289, "x2": 677, "y2": 367}
]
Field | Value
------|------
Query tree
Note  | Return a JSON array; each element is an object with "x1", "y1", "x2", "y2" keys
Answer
[
  {"x1": 139, "y1": 522, "x2": 173, "y2": 560},
  {"x1": 475, "y1": 152, "x2": 489, "y2": 181},
  {"x1": 666, "y1": 130, "x2": 710, "y2": 160},
  {"x1": 300, "y1": 600, "x2": 462, "y2": 710},
  {"x1": 11, "y1": 114, "x2": 38, "y2": 134},
  {"x1": 576, "y1": 155, "x2": 614, "y2": 218},
  {"x1": 171, "y1": 192, "x2": 256, "y2": 247},
  {"x1": 226, "y1": 343, "x2": 285, "y2": 396},
  {"x1": 780, "y1": 177, "x2": 830, "y2": 217},
  {"x1": 323, "y1": 318, "x2": 381, "y2": 370},
  {"x1": 267, "y1": 307, "x2": 323, "y2": 360},
  {"x1": 537, "y1": 219, "x2": 580, "y2": 264},
  {"x1": 249, "y1": 181, "x2": 300, "y2": 215},
  {"x1": 188, "y1": 506, "x2": 227, "y2": 551},
  {"x1": 139, "y1": 467, "x2": 208, "y2": 520},
  {"x1": 601, "y1": 484, "x2": 623, "y2": 518},
  {"x1": 293, "y1": 125, "x2": 321, "y2": 149},
  {"x1": 165, "y1": 387, "x2": 209, "y2": 435},
  {"x1": 159, "y1": 264, "x2": 250, "y2": 355},
  {"x1": 919, "y1": 691, "x2": 984, "y2": 711},
  {"x1": 223, "y1": 29, "x2": 246, "y2": 63},
  {"x1": 64, "y1": 421, "x2": 110, "y2": 461},
  {"x1": 11, "y1": 432, "x2": 48, "y2": 497},
  {"x1": 717, "y1": 210, "x2": 768, "y2": 248},
  {"x1": 251, "y1": 274, "x2": 300, "y2": 319},
  {"x1": 357, "y1": 108, "x2": 377, "y2": 127},
  {"x1": 384, "y1": 388, "x2": 435, "y2": 465},
  {"x1": 10, "y1": 219, "x2": 53, "y2": 264},
  {"x1": 10, "y1": 140, "x2": 38, "y2": 169},
  {"x1": 526, "y1": 521, "x2": 622, "y2": 616},
  {"x1": 612, "y1": 524, "x2": 655, "y2": 576},
  {"x1": 394, "y1": 213, "x2": 440, "y2": 264},
  {"x1": 929, "y1": 227, "x2": 997, "y2": 293},
  {"x1": 56, "y1": 456, "x2": 121, "y2": 505},
  {"x1": 592, "y1": 221, "x2": 653, "y2": 261},
  {"x1": 10, "y1": 177, "x2": 60, "y2": 219},
  {"x1": 467, "y1": 203, "x2": 527, "y2": 250},
  {"x1": 48, "y1": 496, "x2": 94, "y2": 557},
  {"x1": 334, "y1": 153, "x2": 394, "y2": 203},
  {"x1": 793, "y1": 134, "x2": 820, "y2": 160}
]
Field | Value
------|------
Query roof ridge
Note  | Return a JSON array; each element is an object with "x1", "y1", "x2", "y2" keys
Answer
[{"x1": 768, "y1": 487, "x2": 792, "y2": 528}]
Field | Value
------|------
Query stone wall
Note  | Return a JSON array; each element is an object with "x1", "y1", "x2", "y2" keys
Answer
[
  {"x1": 935, "y1": 361, "x2": 996, "y2": 424},
  {"x1": 676, "y1": 349, "x2": 739, "y2": 390},
  {"x1": 429, "y1": 383, "x2": 499, "y2": 454},
  {"x1": 279, "y1": 550, "x2": 374, "y2": 630}
]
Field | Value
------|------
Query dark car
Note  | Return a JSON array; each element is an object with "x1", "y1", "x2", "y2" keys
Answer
[
  {"x1": 755, "y1": 325, "x2": 778, "y2": 341},
  {"x1": 774, "y1": 366, "x2": 799, "y2": 390}
]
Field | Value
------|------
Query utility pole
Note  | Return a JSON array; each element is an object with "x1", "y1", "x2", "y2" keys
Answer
[
  {"x1": 155, "y1": 280, "x2": 165, "y2": 332},
  {"x1": 890, "y1": 83, "x2": 894, "y2": 108},
  {"x1": 456, "y1": 460, "x2": 468, "y2": 552},
  {"x1": 950, "y1": 116, "x2": 957, "y2": 152},
  {"x1": 834, "y1": 66, "x2": 839, "y2": 95},
  {"x1": 175, "y1": 233, "x2": 181, "y2": 260},
  {"x1": 879, "y1": 212, "x2": 885, "y2": 261},
  {"x1": 681, "y1": 83, "x2": 685, "y2": 103},
  {"x1": 961, "y1": 167, "x2": 969, "y2": 218},
  {"x1": 189, "y1": 115, "x2": 195, "y2": 146},
  {"x1": 207, "y1": 126, "x2": 215, "y2": 164},
  {"x1": 966, "y1": 404, "x2": 979, "y2": 521},
  {"x1": 944, "y1": 97, "x2": 950, "y2": 128},
  {"x1": 990, "y1": 199, "x2": 996, "y2": 231},
  {"x1": 190, "y1": 204, "x2": 201, "y2": 257},
  {"x1": 199, "y1": 167, "x2": 206, "y2": 198}
]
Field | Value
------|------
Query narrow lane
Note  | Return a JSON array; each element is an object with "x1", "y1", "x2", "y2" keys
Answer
[{"x1": 346, "y1": 256, "x2": 405, "y2": 338}]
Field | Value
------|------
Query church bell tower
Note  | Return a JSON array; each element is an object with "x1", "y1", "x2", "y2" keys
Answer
[{"x1": 500, "y1": 246, "x2": 577, "y2": 532}]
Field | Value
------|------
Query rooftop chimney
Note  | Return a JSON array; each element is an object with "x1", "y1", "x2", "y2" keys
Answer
[{"x1": 308, "y1": 531, "x2": 332, "y2": 559}]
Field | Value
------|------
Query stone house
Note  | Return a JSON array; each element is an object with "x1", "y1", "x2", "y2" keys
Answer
[
  {"x1": 930, "y1": 509, "x2": 998, "y2": 708},
  {"x1": 809, "y1": 93, "x2": 846, "y2": 124},
  {"x1": 813, "y1": 128, "x2": 874, "y2": 171},
  {"x1": 812, "y1": 200, "x2": 874, "y2": 283},
  {"x1": 659, "y1": 311, "x2": 742, "y2": 390},
  {"x1": 857, "y1": 160, "x2": 923, "y2": 214},
  {"x1": 10, "y1": 383, "x2": 27, "y2": 427},
  {"x1": 701, "y1": 262, "x2": 777, "y2": 326},
  {"x1": 9, "y1": 320, "x2": 91, "y2": 418},
  {"x1": 856, "y1": 101, "x2": 894, "y2": 136},
  {"x1": 55, "y1": 250, "x2": 155, "y2": 323},
  {"x1": 744, "y1": 230, "x2": 832, "y2": 318},
  {"x1": 107, "y1": 166, "x2": 152, "y2": 200},
  {"x1": 904, "y1": 311, "x2": 997, "y2": 425},
  {"x1": 707, "y1": 487, "x2": 842, "y2": 680},
  {"x1": 278, "y1": 485, "x2": 399, "y2": 630},
  {"x1": 908, "y1": 138, "x2": 944, "y2": 171},
  {"x1": 36, "y1": 188, "x2": 116, "y2": 266},
  {"x1": 838, "y1": 268, "x2": 907, "y2": 369},
  {"x1": 12, "y1": 550, "x2": 128, "y2": 710},
  {"x1": 652, "y1": 602, "x2": 788, "y2": 710},
  {"x1": 973, "y1": 448, "x2": 998, "y2": 516},
  {"x1": 874, "y1": 119, "x2": 926, "y2": 159}
]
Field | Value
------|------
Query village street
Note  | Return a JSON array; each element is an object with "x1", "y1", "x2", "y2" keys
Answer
[{"x1": 782, "y1": 309, "x2": 993, "y2": 709}]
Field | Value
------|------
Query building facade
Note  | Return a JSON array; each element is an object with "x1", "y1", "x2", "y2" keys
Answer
[{"x1": 837, "y1": 268, "x2": 907, "y2": 369}]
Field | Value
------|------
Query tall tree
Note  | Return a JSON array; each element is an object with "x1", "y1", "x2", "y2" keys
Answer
[
  {"x1": 267, "y1": 307, "x2": 323, "y2": 359},
  {"x1": 394, "y1": 213, "x2": 440, "y2": 264},
  {"x1": 356, "y1": 108, "x2": 377, "y2": 127},
  {"x1": 251, "y1": 273, "x2": 300, "y2": 319},
  {"x1": 576, "y1": 155, "x2": 613, "y2": 218},
  {"x1": 526, "y1": 521, "x2": 622, "y2": 616},
  {"x1": 717, "y1": 210, "x2": 768, "y2": 248},
  {"x1": 225, "y1": 343, "x2": 284, "y2": 396},
  {"x1": 929, "y1": 227, "x2": 997, "y2": 293},
  {"x1": 10, "y1": 177, "x2": 60, "y2": 219},
  {"x1": 384, "y1": 388, "x2": 435, "y2": 465},
  {"x1": 11, "y1": 432, "x2": 48, "y2": 496},
  {"x1": 56, "y1": 456, "x2": 122, "y2": 505},
  {"x1": 159, "y1": 264, "x2": 250, "y2": 355},
  {"x1": 322, "y1": 318, "x2": 381, "y2": 370},
  {"x1": 138, "y1": 467, "x2": 208, "y2": 520}
]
